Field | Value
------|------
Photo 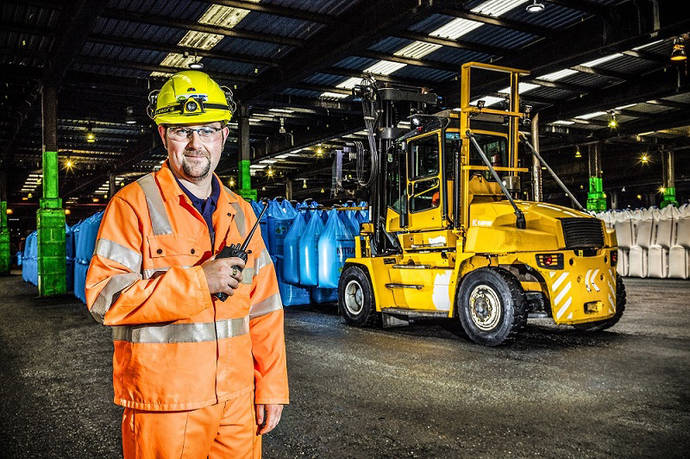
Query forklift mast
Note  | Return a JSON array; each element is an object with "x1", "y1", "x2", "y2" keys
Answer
[{"x1": 353, "y1": 79, "x2": 437, "y2": 257}]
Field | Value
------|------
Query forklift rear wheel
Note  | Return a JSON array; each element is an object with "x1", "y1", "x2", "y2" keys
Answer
[
  {"x1": 573, "y1": 273, "x2": 627, "y2": 332},
  {"x1": 338, "y1": 265, "x2": 379, "y2": 327},
  {"x1": 457, "y1": 268, "x2": 527, "y2": 346}
]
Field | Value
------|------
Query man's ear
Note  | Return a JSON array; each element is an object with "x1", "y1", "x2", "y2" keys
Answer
[
  {"x1": 157, "y1": 125, "x2": 168, "y2": 149},
  {"x1": 221, "y1": 125, "x2": 230, "y2": 145}
]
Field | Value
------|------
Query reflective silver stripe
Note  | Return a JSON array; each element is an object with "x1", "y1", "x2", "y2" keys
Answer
[
  {"x1": 94, "y1": 239, "x2": 142, "y2": 273},
  {"x1": 136, "y1": 174, "x2": 172, "y2": 235},
  {"x1": 241, "y1": 267, "x2": 255, "y2": 284},
  {"x1": 255, "y1": 249, "x2": 272, "y2": 273},
  {"x1": 112, "y1": 316, "x2": 249, "y2": 343},
  {"x1": 90, "y1": 272, "x2": 141, "y2": 323},
  {"x1": 250, "y1": 293, "x2": 283, "y2": 319},
  {"x1": 230, "y1": 202, "x2": 246, "y2": 238}
]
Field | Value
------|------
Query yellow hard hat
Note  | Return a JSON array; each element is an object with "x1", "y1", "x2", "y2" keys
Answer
[{"x1": 147, "y1": 70, "x2": 236, "y2": 125}]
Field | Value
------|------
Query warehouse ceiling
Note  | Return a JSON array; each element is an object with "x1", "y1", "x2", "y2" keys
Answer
[{"x1": 1, "y1": 0, "x2": 689, "y2": 219}]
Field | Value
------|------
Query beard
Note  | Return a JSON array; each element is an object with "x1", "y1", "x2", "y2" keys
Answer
[{"x1": 181, "y1": 149, "x2": 212, "y2": 180}]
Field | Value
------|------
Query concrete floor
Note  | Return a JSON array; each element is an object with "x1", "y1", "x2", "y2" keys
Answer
[{"x1": 0, "y1": 274, "x2": 688, "y2": 458}]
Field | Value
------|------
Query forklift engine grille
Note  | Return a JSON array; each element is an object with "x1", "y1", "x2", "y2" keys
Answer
[{"x1": 560, "y1": 218, "x2": 604, "y2": 249}]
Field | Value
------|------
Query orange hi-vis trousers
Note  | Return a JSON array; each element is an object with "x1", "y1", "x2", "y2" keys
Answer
[{"x1": 122, "y1": 395, "x2": 261, "y2": 458}]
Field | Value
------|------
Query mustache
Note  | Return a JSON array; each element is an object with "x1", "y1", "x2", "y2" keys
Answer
[{"x1": 183, "y1": 148, "x2": 209, "y2": 158}]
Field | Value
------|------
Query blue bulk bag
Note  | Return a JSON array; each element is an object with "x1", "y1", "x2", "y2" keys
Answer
[
  {"x1": 318, "y1": 209, "x2": 356, "y2": 288},
  {"x1": 337, "y1": 210, "x2": 354, "y2": 235},
  {"x1": 272, "y1": 254, "x2": 310, "y2": 306},
  {"x1": 22, "y1": 231, "x2": 38, "y2": 285},
  {"x1": 280, "y1": 199, "x2": 298, "y2": 218},
  {"x1": 282, "y1": 213, "x2": 305, "y2": 285},
  {"x1": 298, "y1": 210, "x2": 325, "y2": 286},
  {"x1": 16, "y1": 251, "x2": 22, "y2": 267},
  {"x1": 251, "y1": 200, "x2": 271, "y2": 254},
  {"x1": 266, "y1": 200, "x2": 294, "y2": 264},
  {"x1": 311, "y1": 287, "x2": 338, "y2": 304},
  {"x1": 65, "y1": 223, "x2": 75, "y2": 292}
]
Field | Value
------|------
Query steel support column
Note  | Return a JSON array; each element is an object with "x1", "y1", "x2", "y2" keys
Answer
[
  {"x1": 108, "y1": 173, "x2": 117, "y2": 200},
  {"x1": 587, "y1": 142, "x2": 606, "y2": 212},
  {"x1": 237, "y1": 104, "x2": 257, "y2": 201},
  {"x1": 285, "y1": 179, "x2": 293, "y2": 201},
  {"x1": 37, "y1": 84, "x2": 66, "y2": 296},
  {"x1": 0, "y1": 171, "x2": 9, "y2": 274},
  {"x1": 661, "y1": 149, "x2": 677, "y2": 208},
  {"x1": 530, "y1": 113, "x2": 542, "y2": 201}
]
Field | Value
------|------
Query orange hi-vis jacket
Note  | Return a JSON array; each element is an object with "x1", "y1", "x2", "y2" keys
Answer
[{"x1": 85, "y1": 164, "x2": 288, "y2": 411}]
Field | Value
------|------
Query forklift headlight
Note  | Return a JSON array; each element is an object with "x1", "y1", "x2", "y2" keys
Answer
[{"x1": 536, "y1": 253, "x2": 564, "y2": 270}]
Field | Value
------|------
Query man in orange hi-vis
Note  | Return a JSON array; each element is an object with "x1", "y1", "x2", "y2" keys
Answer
[{"x1": 85, "y1": 70, "x2": 288, "y2": 458}]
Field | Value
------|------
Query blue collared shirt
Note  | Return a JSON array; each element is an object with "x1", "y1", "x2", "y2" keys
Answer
[{"x1": 174, "y1": 173, "x2": 220, "y2": 246}]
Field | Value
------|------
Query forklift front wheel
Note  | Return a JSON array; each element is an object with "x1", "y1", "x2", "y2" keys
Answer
[
  {"x1": 457, "y1": 268, "x2": 527, "y2": 346},
  {"x1": 338, "y1": 265, "x2": 379, "y2": 327}
]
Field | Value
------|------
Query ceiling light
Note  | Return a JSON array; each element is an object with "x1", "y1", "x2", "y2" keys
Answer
[
  {"x1": 6, "y1": 208, "x2": 13, "y2": 215},
  {"x1": 65, "y1": 158, "x2": 74, "y2": 170},
  {"x1": 640, "y1": 153, "x2": 649, "y2": 165},
  {"x1": 659, "y1": 186, "x2": 666, "y2": 193},
  {"x1": 303, "y1": 179, "x2": 307, "y2": 189},
  {"x1": 671, "y1": 37, "x2": 687, "y2": 61},
  {"x1": 575, "y1": 146, "x2": 582, "y2": 159},
  {"x1": 189, "y1": 60, "x2": 204, "y2": 70},
  {"x1": 525, "y1": 1, "x2": 545, "y2": 13},
  {"x1": 228, "y1": 177, "x2": 236, "y2": 187},
  {"x1": 85, "y1": 126, "x2": 96, "y2": 143},
  {"x1": 320, "y1": 187, "x2": 325, "y2": 194},
  {"x1": 267, "y1": 167, "x2": 275, "y2": 177},
  {"x1": 65, "y1": 209, "x2": 71, "y2": 215},
  {"x1": 607, "y1": 112, "x2": 618, "y2": 129}
]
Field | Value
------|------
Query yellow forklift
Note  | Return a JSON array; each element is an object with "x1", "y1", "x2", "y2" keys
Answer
[{"x1": 339, "y1": 62, "x2": 625, "y2": 346}]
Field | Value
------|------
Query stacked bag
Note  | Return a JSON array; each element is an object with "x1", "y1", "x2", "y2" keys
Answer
[
  {"x1": 596, "y1": 203, "x2": 690, "y2": 279},
  {"x1": 251, "y1": 198, "x2": 368, "y2": 305},
  {"x1": 73, "y1": 211, "x2": 103, "y2": 302}
]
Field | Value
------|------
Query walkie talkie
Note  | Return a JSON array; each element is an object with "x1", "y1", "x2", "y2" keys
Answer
[{"x1": 215, "y1": 202, "x2": 268, "y2": 302}]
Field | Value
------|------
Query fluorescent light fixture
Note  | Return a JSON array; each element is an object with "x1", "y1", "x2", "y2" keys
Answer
[
  {"x1": 275, "y1": 154, "x2": 291, "y2": 159},
  {"x1": 615, "y1": 103, "x2": 636, "y2": 110},
  {"x1": 259, "y1": 159, "x2": 277, "y2": 164},
  {"x1": 472, "y1": 0, "x2": 528, "y2": 17},
  {"x1": 551, "y1": 120, "x2": 575, "y2": 125},
  {"x1": 633, "y1": 40, "x2": 663, "y2": 50},
  {"x1": 268, "y1": 108, "x2": 295, "y2": 114},
  {"x1": 364, "y1": 60, "x2": 407, "y2": 76},
  {"x1": 319, "y1": 91, "x2": 350, "y2": 99},
  {"x1": 336, "y1": 77, "x2": 363, "y2": 90},
  {"x1": 498, "y1": 82, "x2": 539, "y2": 94},
  {"x1": 581, "y1": 53, "x2": 622, "y2": 67},
  {"x1": 538, "y1": 69, "x2": 578, "y2": 81},
  {"x1": 575, "y1": 111, "x2": 607, "y2": 120},
  {"x1": 249, "y1": 164, "x2": 267, "y2": 169},
  {"x1": 430, "y1": 18, "x2": 483, "y2": 40},
  {"x1": 470, "y1": 96, "x2": 505, "y2": 107},
  {"x1": 394, "y1": 41, "x2": 441, "y2": 59}
]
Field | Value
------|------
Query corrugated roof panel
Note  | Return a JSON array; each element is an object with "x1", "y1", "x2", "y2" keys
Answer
[
  {"x1": 558, "y1": 72, "x2": 612, "y2": 89},
  {"x1": 303, "y1": 73, "x2": 348, "y2": 86},
  {"x1": 81, "y1": 42, "x2": 168, "y2": 64},
  {"x1": 624, "y1": 103, "x2": 673, "y2": 115},
  {"x1": 72, "y1": 62, "x2": 152, "y2": 79},
  {"x1": 94, "y1": 18, "x2": 188, "y2": 44},
  {"x1": 1, "y1": 31, "x2": 54, "y2": 54},
  {"x1": 425, "y1": 46, "x2": 492, "y2": 65},
  {"x1": 202, "y1": 59, "x2": 257, "y2": 76},
  {"x1": 595, "y1": 54, "x2": 657, "y2": 74},
  {"x1": 106, "y1": 0, "x2": 209, "y2": 21},
  {"x1": 392, "y1": 65, "x2": 456, "y2": 83},
  {"x1": 462, "y1": 24, "x2": 537, "y2": 49},
  {"x1": 525, "y1": 86, "x2": 576, "y2": 100},
  {"x1": 1, "y1": 2, "x2": 60, "y2": 28},
  {"x1": 408, "y1": 14, "x2": 459, "y2": 34},
  {"x1": 662, "y1": 93, "x2": 690, "y2": 104},
  {"x1": 213, "y1": 37, "x2": 289, "y2": 59},
  {"x1": 282, "y1": 87, "x2": 322, "y2": 98},
  {"x1": 0, "y1": 55, "x2": 45, "y2": 69},
  {"x1": 502, "y1": 3, "x2": 586, "y2": 28},
  {"x1": 236, "y1": 14, "x2": 320, "y2": 40},
  {"x1": 262, "y1": 0, "x2": 357, "y2": 15},
  {"x1": 332, "y1": 56, "x2": 378, "y2": 70},
  {"x1": 368, "y1": 37, "x2": 411, "y2": 54}
]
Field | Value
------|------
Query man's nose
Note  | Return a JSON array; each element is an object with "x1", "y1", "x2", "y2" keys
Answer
[{"x1": 186, "y1": 131, "x2": 202, "y2": 150}]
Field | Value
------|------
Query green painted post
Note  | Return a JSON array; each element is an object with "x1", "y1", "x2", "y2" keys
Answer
[
  {"x1": 586, "y1": 176, "x2": 607, "y2": 212},
  {"x1": 237, "y1": 159, "x2": 257, "y2": 201},
  {"x1": 660, "y1": 187, "x2": 677, "y2": 208},
  {"x1": 0, "y1": 201, "x2": 10, "y2": 275},
  {"x1": 37, "y1": 85, "x2": 66, "y2": 296}
]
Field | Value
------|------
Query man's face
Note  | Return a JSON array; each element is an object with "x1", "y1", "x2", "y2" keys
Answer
[{"x1": 158, "y1": 122, "x2": 228, "y2": 183}]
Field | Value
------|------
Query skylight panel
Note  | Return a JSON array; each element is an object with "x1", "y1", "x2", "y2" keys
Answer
[
  {"x1": 364, "y1": 60, "x2": 407, "y2": 76},
  {"x1": 537, "y1": 69, "x2": 578, "y2": 81},
  {"x1": 470, "y1": 96, "x2": 505, "y2": 107},
  {"x1": 394, "y1": 41, "x2": 441, "y2": 59},
  {"x1": 471, "y1": 0, "x2": 528, "y2": 17},
  {"x1": 430, "y1": 18, "x2": 483, "y2": 40},
  {"x1": 336, "y1": 77, "x2": 363, "y2": 90},
  {"x1": 320, "y1": 91, "x2": 350, "y2": 99},
  {"x1": 498, "y1": 82, "x2": 539, "y2": 94},
  {"x1": 633, "y1": 40, "x2": 663, "y2": 50},
  {"x1": 575, "y1": 111, "x2": 607, "y2": 120},
  {"x1": 580, "y1": 53, "x2": 623, "y2": 67}
]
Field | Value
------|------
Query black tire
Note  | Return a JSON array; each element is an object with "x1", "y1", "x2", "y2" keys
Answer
[
  {"x1": 456, "y1": 268, "x2": 527, "y2": 346},
  {"x1": 338, "y1": 264, "x2": 380, "y2": 327},
  {"x1": 573, "y1": 273, "x2": 626, "y2": 331}
]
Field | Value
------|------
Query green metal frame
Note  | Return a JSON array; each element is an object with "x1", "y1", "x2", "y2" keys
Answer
[{"x1": 37, "y1": 150, "x2": 66, "y2": 295}]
